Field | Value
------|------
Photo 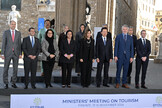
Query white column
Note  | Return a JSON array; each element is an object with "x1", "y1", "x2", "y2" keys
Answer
[{"x1": 105, "y1": 0, "x2": 108, "y2": 24}]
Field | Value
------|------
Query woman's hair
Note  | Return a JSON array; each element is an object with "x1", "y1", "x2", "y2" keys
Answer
[
  {"x1": 80, "y1": 24, "x2": 85, "y2": 28},
  {"x1": 84, "y1": 29, "x2": 92, "y2": 39},
  {"x1": 45, "y1": 29, "x2": 54, "y2": 39},
  {"x1": 66, "y1": 30, "x2": 74, "y2": 40}
]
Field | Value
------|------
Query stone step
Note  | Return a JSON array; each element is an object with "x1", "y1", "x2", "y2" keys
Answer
[{"x1": 15, "y1": 76, "x2": 131, "y2": 84}]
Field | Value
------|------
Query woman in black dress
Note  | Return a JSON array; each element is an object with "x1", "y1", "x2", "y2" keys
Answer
[
  {"x1": 80, "y1": 29, "x2": 95, "y2": 88},
  {"x1": 75, "y1": 24, "x2": 85, "y2": 76},
  {"x1": 60, "y1": 30, "x2": 75, "y2": 88}
]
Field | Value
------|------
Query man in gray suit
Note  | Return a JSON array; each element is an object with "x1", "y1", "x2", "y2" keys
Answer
[{"x1": 1, "y1": 20, "x2": 22, "y2": 89}]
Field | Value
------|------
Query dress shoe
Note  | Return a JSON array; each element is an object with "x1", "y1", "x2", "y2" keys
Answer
[
  {"x1": 62, "y1": 85, "x2": 65, "y2": 88},
  {"x1": 67, "y1": 85, "x2": 71, "y2": 88},
  {"x1": 96, "y1": 84, "x2": 100, "y2": 88},
  {"x1": 24, "y1": 86, "x2": 28, "y2": 89},
  {"x1": 45, "y1": 84, "x2": 48, "y2": 88},
  {"x1": 49, "y1": 84, "x2": 53, "y2": 87},
  {"x1": 122, "y1": 84, "x2": 130, "y2": 89},
  {"x1": 115, "y1": 83, "x2": 120, "y2": 88},
  {"x1": 135, "y1": 84, "x2": 139, "y2": 89},
  {"x1": 85, "y1": 86, "x2": 89, "y2": 88},
  {"x1": 12, "y1": 84, "x2": 18, "y2": 88},
  {"x1": 32, "y1": 85, "x2": 36, "y2": 89},
  {"x1": 103, "y1": 84, "x2": 110, "y2": 87},
  {"x1": 141, "y1": 85, "x2": 148, "y2": 89},
  {"x1": 4, "y1": 84, "x2": 8, "y2": 89}
]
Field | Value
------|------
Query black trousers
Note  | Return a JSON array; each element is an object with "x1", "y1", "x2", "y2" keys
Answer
[
  {"x1": 75, "y1": 52, "x2": 81, "y2": 73},
  {"x1": 61, "y1": 63, "x2": 73, "y2": 85},
  {"x1": 135, "y1": 58, "x2": 149, "y2": 85},
  {"x1": 24, "y1": 59, "x2": 37, "y2": 86},
  {"x1": 42, "y1": 60, "x2": 55, "y2": 85},
  {"x1": 127, "y1": 62, "x2": 133, "y2": 77},
  {"x1": 80, "y1": 60, "x2": 92, "y2": 87},
  {"x1": 96, "y1": 60, "x2": 110, "y2": 85}
]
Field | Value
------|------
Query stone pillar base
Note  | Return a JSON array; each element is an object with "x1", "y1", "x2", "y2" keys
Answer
[{"x1": 154, "y1": 58, "x2": 162, "y2": 63}]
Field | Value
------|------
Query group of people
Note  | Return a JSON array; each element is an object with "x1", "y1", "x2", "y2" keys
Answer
[{"x1": 1, "y1": 19, "x2": 151, "y2": 89}]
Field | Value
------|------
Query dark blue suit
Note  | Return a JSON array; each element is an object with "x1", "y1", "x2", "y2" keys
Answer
[
  {"x1": 135, "y1": 38, "x2": 151, "y2": 86},
  {"x1": 96, "y1": 36, "x2": 113, "y2": 86},
  {"x1": 114, "y1": 33, "x2": 134, "y2": 84}
]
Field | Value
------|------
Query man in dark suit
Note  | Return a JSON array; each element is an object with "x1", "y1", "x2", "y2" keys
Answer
[
  {"x1": 1, "y1": 20, "x2": 22, "y2": 89},
  {"x1": 96, "y1": 24, "x2": 112, "y2": 40},
  {"x1": 22, "y1": 27, "x2": 41, "y2": 89},
  {"x1": 127, "y1": 26, "x2": 137, "y2": 80},
  {"x1": 114, "y1": 24, "x2": 134, "y2": 89},
  {"x1": 135, "y1": 30, "x2": 151, "y2": 89},
  {"x1": 96, "y1": 27, "x2": 113, "y2": 87}
]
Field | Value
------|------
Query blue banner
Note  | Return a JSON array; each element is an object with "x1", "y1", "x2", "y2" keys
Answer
[{"x1": 38, "y1": 18, "x2": 44, "y2": 31}]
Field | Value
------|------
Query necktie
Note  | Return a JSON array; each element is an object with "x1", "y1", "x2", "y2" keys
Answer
[
  {"x1": 32, "y1": 37, "x2": 34, "y2": 47},
  {"x1": 124, "y1": 35, "x2": 127, "y2": 42},
  {"x1": 12, "y1": 30, "x2": 14, "y2": 42},
  {"x1": 104, "y1": 38, "x2": 106, "y2": 46},
  {"x1": 12, "y1": 31, "x2": 14, "y2": 51},
  {"x1": 143, "y1": 39, "x2": 146, "y2": 47}
]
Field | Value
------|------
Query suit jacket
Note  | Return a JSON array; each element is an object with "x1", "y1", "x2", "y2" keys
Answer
[
  {"x1": 96, "y1": 36, "x2": 113, "y2": 62},
  {"x1": 41, "y1": 38, "x2": 59, "y2": 61},
  {"x1": 114, "y1": 34, "x2": 134, "y2": 59},
  {"x1": 136, "y1": 38, "x2": 151, "y2": 59},
  {"x1": 22, "y1": 36, "x2": 41, "y2": 61},
  {"x1": 37, "y1": 28, "x2": 57, "y2": 43},
  {"x1": 1, "y1": 29, "x2": 21, "y2": 57},
  {"x1": 75, "y1": 31, "x2": 84, "y2": 52},
  {"x1": 80, "y1": 38, "x2": 94, "y2": 61},
  {"x1": 58, "y1": 32, "x2": 66, "y2": 50},
  {"x1": 60, "y1": 39, "x2": 75, "y2": 63},
  {"x1": 96, "y1": 31, "x2": 112, "y2": 40},
  {"x1": 132, "y1": 35, "x2": 137, "y2": 55}
]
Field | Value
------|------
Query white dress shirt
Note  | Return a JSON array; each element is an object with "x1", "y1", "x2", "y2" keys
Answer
[
  {"x1": 102, "y1": 36, "x2": 107, "y2": 42},
  {"x1": 10, "y1": 29, "x2": 15, "y2": 37},
  {"x1": 29, "y1": 36, "x2": 35, "y2": 45},
  {"x1": 141, "y1": 37, "x2": 146, "y2": 45}
]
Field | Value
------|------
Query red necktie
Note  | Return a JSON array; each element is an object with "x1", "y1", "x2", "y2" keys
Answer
[
  {"x1": 12, "y1": 30, "x2": 14, "y2": 42},
  {"x1": 12, "y1": 30, "x2": 14, "y2": 51}
]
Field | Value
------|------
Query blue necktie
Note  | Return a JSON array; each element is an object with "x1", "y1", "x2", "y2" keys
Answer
[
  {"x1": 143, "y1": 39, "x2": 146, "y2": 47},
  {"x1": 32, "y1": 37, "x2": 34, "y2": 47},
  {"x1": 124, "y1": 35, "x2": 127, "y2": 42},
  {"x1": 104, "y1": 38, "x2": 106, "y2": 46}
]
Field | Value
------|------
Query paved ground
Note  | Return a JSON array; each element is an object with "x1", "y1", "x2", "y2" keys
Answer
[
  {"x1": 0, "y1": 58, "x2": 162, "y2": 89},
  {"x1": 0, "y1": 58, "x2": 162, "y2": 107}
]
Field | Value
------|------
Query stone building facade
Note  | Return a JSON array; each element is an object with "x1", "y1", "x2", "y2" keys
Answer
[
  {"x1": 0, "y1": 0, "x2": 138, "y2": 47},
  {"x1": 115, "y1": 0, "x2": 137, "y2": 36},
  {"x1": 136, "y1": 0, "x2": 157, "y2": 55},
  {"x1": 155, "y1": 10, "x2": 162, "y2": 34},
  {"x1": 155, "y1": 10, "x2": 162, "y2": 56},
  {"x1": 0, "y1": 0, "x2": 55, "y2": 46},
  {"x1": 87, "y1": 0, "x2": 138, "y2": 40}
]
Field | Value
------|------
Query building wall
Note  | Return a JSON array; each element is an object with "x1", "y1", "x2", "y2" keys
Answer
[
  {"x1": 115, "y1": 0, "x2": 137, "y2": 36},
  {"x1": 0, "y1": 0, "x2": 137, "y2": 48},
  {"x1": 155, "y1": 10, "x2": 162, "y2": 33},
  {"x1": 136, "y1": 0, "x2": 156, "y2": 55},
  {"x1": 155, "y1": 10, "x2": 162, "y2": 55},
  {"x1": 0, "y1": 0, "x2": 55, "y2": 45},
  {"x1": 87, "y1": 0, "x2": 115, "y2": 39}
]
